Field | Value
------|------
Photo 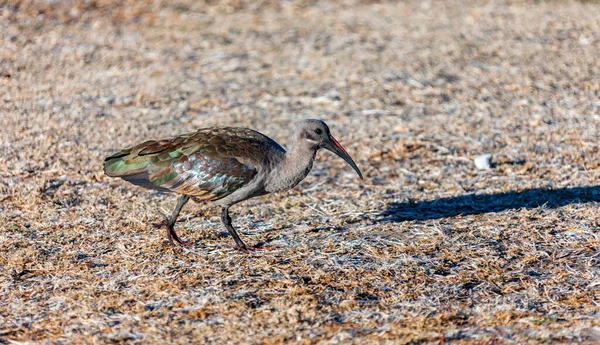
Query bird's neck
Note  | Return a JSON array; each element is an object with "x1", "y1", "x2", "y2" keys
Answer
[{"x1": 265, "y1": 140, "x2": 318, "y2": 193}]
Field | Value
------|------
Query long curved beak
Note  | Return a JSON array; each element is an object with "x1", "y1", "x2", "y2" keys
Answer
[{"x1": 321, "y1": 135, "x2": 363, "y2": 179}]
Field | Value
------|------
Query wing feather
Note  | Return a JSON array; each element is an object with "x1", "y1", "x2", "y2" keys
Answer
[{"x1": 104, "y1": 129, "x2": 263, "y2": 200}]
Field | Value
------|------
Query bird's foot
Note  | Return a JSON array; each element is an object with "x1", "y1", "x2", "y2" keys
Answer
[
  {"x1": 153, "y1": 219, "x2": 166, "y2": 228},
  {"x1": 167, "y1": 226, "x2": 193, "y2": 248},
  {"x1": 232, "y1": 244, "x2": 263, "y2": 254}
]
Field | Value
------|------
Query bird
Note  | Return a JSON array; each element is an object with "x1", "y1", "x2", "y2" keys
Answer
[{"x1": 103, "y1": 119, "x2": 363, "y2": 253}]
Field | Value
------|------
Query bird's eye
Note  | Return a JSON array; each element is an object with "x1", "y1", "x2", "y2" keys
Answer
[{"x1": 315, "y1": 128, "x2": 323, "y2": 135}]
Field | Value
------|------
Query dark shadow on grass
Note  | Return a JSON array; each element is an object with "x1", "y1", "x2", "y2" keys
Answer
[{"x1": 380, "y1": 185, "x2": 600, "y2": 222}]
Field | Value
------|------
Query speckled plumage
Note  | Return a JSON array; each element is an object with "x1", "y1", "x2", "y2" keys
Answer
[{"x1": 104, "y1": 120, "x2": 362, "y2": 252}]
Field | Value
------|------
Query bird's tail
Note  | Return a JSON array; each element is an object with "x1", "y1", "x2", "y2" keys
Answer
[{"x1": 103, "y1": 142, "x2": 168, "y2": 191}]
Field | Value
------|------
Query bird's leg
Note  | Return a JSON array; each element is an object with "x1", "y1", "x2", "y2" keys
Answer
[
  {"x1": 221, "y1": 207, "x2": 261, "y2": 253},
  {"x1": 165, "y1": 195, "x2": 192, "y2": 247}
]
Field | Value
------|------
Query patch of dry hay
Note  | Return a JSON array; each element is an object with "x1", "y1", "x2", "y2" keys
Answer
[{"x1": 1, "y1": 0, "x2": 600, "y2": 343}]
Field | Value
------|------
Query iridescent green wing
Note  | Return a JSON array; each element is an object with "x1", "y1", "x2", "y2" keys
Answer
[{"x1": 104, "y1": 130, "x2": 258, "y2": 200}]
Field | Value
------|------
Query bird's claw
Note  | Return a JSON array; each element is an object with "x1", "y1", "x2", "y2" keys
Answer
[
  {"x1": 170, "y1": 238, "x2": 193, "y2": 248},
  {"x1": 232, "y1": 244, "x2": 263, "y2": 254},
  {"x1": 167, "y1": 226, "x2": 193, "y2": 247}
]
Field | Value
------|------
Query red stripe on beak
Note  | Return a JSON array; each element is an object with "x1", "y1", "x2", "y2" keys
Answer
[
  {"x1": 330, "y1": 135, "x2": 350, "y2": 157},
  {"x1": 323, "y1": 133, "x2": 363, "y2": 179}
]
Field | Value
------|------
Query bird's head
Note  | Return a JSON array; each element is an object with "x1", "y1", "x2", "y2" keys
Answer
[{"x1": 295, "y1": 119, "x2": 363, "y2": 179}]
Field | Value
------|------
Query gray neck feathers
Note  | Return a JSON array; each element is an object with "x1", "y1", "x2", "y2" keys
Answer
[{"x1": 264, "y1": 139, "x2": 317, "y2": 193}]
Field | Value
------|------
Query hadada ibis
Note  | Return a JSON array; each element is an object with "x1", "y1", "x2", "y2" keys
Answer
[{"x1": 104, "y1": 119, "x2": 363, "y2": 252}]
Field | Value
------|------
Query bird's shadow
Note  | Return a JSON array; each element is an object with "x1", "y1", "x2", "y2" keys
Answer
[{"x1": 379, "y1": 185, "x2": 600, "y2": 222}]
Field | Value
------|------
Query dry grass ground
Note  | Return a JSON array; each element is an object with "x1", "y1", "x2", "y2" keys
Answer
[{"x1": 1, "y1": 0, "x2": 600, "y2": 343}]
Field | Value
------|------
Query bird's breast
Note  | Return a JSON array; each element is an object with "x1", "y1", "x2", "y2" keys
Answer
[{"x1": 264, "y1": 157, "x2": 315, "y2": 194}]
